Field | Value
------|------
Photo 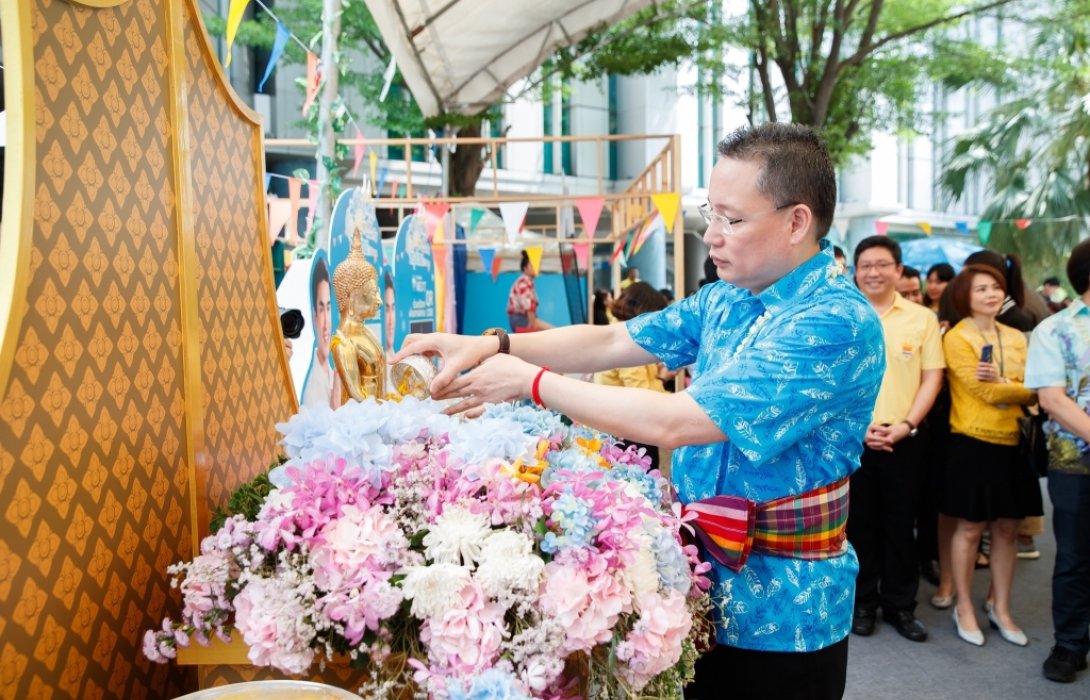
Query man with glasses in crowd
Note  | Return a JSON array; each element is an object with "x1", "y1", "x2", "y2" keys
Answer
[
  {"x1": 394, "y1": 123, "x2": 884, "y2": 699},
  {"x1": 848, "y1": 237, "x2": 944, "y2": 643}
]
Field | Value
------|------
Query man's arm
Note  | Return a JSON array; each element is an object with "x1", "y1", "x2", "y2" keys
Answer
[
  {"x1": 393, "y1": 322, "x2": 660, "y2": 398},
  {"x1": 435, "y1": 353, "x2": 724, "y2": 448},
  {"x1": 1039, "y1": 386, "x2": 1090, "y2": 444},
  {"x1": 872, "y1": 368, "x2": 943, "y2": 449}
]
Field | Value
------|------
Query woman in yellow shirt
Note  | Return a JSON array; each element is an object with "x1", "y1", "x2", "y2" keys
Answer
[
  {"x1": 594, "y1": 282, "x2": 668, "y2": 468},
  {"x1": 940, "y1": 264, "x2": 1041, "y2": 648}
]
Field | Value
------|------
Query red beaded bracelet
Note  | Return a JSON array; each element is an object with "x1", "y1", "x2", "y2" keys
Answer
[{"x1": 531, "y1": 366, "x2": 550, "y2": 408}]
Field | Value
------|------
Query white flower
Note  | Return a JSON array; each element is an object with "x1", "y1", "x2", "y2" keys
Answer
[
  {"x1": 424, "y1": 505, "x2": 492, "y2": 566},
  {"x1": 475, "y1": 531, "x2": 544, "y2": 597},
  {"x1": 446, "y1": 415, "x2": 539, "y2": 465},
  {"x1": 400, "y1": 563, "x2": 471, "y2": 619},
  {"x1": 623, "y1": 530, "x2": 660, "y2": 605}
]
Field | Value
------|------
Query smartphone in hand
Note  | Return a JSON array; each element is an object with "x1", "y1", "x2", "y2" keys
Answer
[{"x1": 980, "y1": 344, "x2": 994, "y2": 363}]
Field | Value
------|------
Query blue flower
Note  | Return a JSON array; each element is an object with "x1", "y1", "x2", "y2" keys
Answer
[
  {"x1": 540, "y1": 490, "x2": 596, "y2": 554},
  {"x1": 649, "y1": 524, "x2": 691, "y2": 593},
  {"x1": 447, "y1": 668, "x2": 532, "y2": 700}
]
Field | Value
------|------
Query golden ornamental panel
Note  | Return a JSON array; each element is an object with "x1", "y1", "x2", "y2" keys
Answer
[{"x1": 0, "y1": 0, "x2": 295, "y2": 696}]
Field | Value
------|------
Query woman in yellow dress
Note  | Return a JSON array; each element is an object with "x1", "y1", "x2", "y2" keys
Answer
[{"x1": 940, "y1": 264, "x2": 1042, "y2": 648}]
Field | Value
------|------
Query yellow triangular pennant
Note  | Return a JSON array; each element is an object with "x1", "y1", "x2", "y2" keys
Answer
[
  {"x1": 651, "y1": 192, "x2": 680, "y2": 229},
  {"x1": 525, "y1": 245, "x2": 544, "y2": 275},
  {"x1": 918, "y1": 221, "x2": 932, "y2": 236}
]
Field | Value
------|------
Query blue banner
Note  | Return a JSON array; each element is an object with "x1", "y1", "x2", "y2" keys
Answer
[
  {"x1": 392, "y1": 215, "x2": 436, "y2": 351},
  {"x1": 258, "y1": 22, "x2": 291, "y2": 93}
]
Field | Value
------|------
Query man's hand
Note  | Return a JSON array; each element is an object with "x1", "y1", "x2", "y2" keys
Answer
[
  {"x1": 431, "y1": 354, "x2": 539, "y2": 415},
  {"x1": 865, "y1": 422, "x2": 914, "y2": 452},
  {"x1": 390, "y1": 332, "x2": 498, "y2": 396}
]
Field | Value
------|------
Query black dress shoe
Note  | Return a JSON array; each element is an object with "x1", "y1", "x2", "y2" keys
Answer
[
  {"x1": 882, "y1": 610, "x2": 928, "y2": 642},
  {"x1": 851, "y1": 608, "x2": 877, "y2": 636},
  {"x1": 1043, "y1": 645, "x2": 1089, "y2": 683}
]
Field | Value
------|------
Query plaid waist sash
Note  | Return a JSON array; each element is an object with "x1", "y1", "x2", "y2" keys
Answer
[{"x1": 681, "y1": 477, "x2": 850, "y2": 572}]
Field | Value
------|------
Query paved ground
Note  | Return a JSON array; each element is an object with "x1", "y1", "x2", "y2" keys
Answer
[{"x1": 845, "y1": 478, "x2": 1088, "y2": 700}]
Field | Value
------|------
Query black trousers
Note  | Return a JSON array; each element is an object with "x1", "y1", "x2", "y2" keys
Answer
[
  {"x1": 1048, "y1": 472, "x2": 1090, "y2": 656},
  {"x1": 848, "y1": 438, "x2": 924, "y2": 613},
  {"x1": 685, "y1": 637, "x2": 849, "y2": 700}
]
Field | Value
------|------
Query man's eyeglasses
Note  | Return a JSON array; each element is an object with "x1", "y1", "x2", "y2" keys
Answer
[
  {"x1": 856, "y1": 261, "x2": 899, "y2": 272},
  {"x1": 698, "y1": 201, "x2": 797, "y2": 235}
]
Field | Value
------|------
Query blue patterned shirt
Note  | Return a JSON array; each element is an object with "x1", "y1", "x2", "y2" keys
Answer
[
  {"x1": 627, "y1": 244, "x2": 884, "y2": 652},
  {"x1": 1025, "y1": 299, "x2": 1090, "y2": 475}
]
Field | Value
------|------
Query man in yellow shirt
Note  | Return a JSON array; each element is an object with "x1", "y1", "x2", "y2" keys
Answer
[{"x1": 848, "y1": 236, "x2": 945, "y2": 642}]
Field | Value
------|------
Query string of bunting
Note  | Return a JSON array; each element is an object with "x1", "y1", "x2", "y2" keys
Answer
[
  {"x1": 875, "y1": 214, "x2": 1084, "y2": 244},
  {"x1": 229, "y1": 0, "x2": 396, "y2": 201}
]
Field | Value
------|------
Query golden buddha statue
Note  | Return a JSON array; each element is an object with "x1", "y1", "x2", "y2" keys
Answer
[{"x1": 330, "y1": 228, "x2": 386, "y2": 402}]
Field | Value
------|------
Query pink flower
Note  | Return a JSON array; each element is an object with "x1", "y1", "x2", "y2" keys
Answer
[
  {"x1": 615, "y1": 590, "x2": 693, "y2": 690},
  {"x1": 539, "y1": 551, "x2": 630, "y2": 654},
  {"x1": 420, "y1": 581, "x2": 506, "y2": 675},
  {"x1": 233, "y1": 577, "x2": 316, "y2": 675}
]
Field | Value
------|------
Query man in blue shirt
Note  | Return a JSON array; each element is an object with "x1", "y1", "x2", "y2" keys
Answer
[
  {"x1": 1025, "y1": 238, "x2": 1090, "y2": 684},
  {"x1": 395, "y1": 123, "x2": 884, "y2": 699}
]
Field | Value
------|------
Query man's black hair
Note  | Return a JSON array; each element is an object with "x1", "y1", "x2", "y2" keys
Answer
[
  {"x1": 853, "y1": 236, "x2": 902, "y2": 266},
  {"x1": 310, "y1": 257, "x2": 330, "y2": 311},
  {"x1": 1067, "y1": 239, "x2": 1090, "y2": 295},
  {"x1": 717, "y1": 122, "x2": 837, "y2": 238}
]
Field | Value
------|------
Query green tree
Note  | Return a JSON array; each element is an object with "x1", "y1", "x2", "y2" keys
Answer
[
  {"x1": 939, "y1": 1, "x2": 1090, "y2": 283},
  {"x1": 560, "y1": 0, "x2": 1018, "y2": 165},
  {"x1": 207, "y1": 1, "x2": 708, "y2": 197}
]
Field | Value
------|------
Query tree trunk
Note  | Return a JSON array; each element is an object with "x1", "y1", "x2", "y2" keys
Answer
[
  {"x1": 314, "y1": 0, "x2": 342, "y2": 249},
  {"x1": 447, "y1": 121, "x2": 488, "y2": 197}
]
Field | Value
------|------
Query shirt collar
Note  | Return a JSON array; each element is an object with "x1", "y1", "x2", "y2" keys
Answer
[
  {"x1": 1070, "y1": 298, "x2": 1089, "y2": 316},
  {"x1": 756, "y1": 240, "x2": 838, "y2": 315}
]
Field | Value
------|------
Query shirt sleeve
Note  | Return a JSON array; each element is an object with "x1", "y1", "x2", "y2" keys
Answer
[
  {"x1": 1025, "y1": 318, "x2": 1067, "y2": 388},
  {"x1": 920, "y1": 312, "x2": 946, "y2": 370},
  {"x1": 625, "y1": 287, "x2": 707, "y2": 370},
  {"x1": 943, "y1": 329, "x2": 1036, "y2": 404},
  {"x1": 686, "y1": 303, "x2": 885, "y2": 466}
]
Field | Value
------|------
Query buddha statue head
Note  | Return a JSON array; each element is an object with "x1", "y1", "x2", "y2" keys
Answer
[{"x1": 332, "y1": 227, "x2": 381, "y2": 321}]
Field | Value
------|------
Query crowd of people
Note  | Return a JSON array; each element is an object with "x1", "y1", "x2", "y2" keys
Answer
[{"x1": 842, "y1": 234, "x2": 1090, "y2": 685}]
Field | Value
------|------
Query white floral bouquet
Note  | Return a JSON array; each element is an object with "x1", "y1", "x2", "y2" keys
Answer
[{"x1": 144, "y1": 398, "x2": 714, "y2": 699}]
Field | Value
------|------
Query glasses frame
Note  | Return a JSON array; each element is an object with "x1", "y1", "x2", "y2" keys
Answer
[
  {"x1": 698, "y1": 201, "x2": 799, "y2": 235},
  {"x1": 856, "y1": 260, "x2": 900, "y2": 273}
]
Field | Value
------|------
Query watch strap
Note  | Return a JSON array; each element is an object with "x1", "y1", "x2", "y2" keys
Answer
[{"x1": 482, "y1": 327, "x2": 510, "y2": 354}]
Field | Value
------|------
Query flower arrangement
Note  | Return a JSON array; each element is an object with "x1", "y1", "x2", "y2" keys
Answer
[{"x1": 144, "y1": 398, "x2": 714, "y2": 699}]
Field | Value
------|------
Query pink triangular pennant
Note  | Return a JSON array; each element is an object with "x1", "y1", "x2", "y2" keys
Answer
[
  {"x1": 525, "y1": 245, "x2": 544, "y2": 275},
  {"x1": 302, "y1": 52, "x2": 320, "y2": 116},
  {"x1": 1015, "y1": 218, "x2": 1032, "y2": 230},
  {"x1": 267, "y1": 196, "x2": 292, "y2": 244},
  {"x1": 287, "y1": 177, "x2": 302, "y2": 240},
  {"x1": 874, "y1": 221, "x2": 889, "y2": 236},
  {"x1": 478, "y1": 247, "x2": 495, "y2": 275},
  {"x1": 305, "y1": 179, "x2": 318, "y2": 233},
  {"x1": 575, "y1": 197, "x2": 605, "y2": 238},
  {"x1": 499, "y1": 201, "x2": 529, "y2": 244},
  {"x1": 572, "y1": 242, "x2": 590, "y2": 269},
  {"x1": 650, "y1": 192, "x2": 680, "y2": 230},
  {"x1": 351, "y1": 129, "x2": 365, "y2": 177},
  {"x1": 423, "y1": 201, "x2": 451, "y2": 241}
]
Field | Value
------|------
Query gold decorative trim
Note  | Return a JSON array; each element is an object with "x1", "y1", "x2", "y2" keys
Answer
[
  {"x1": 186, "y1": 0, "x2": 264, "y2": 125},
  {"x1": 62, "y1": 0, "x2": 131, "y2": 7},
  {"x1": 0, "y1": 0, "x2": 36, "y2": 398},
  {"x1": 165, "y1": 0, "x2": 210, "y2": 557}
]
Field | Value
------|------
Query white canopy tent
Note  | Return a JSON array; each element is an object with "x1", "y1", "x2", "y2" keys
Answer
[{"x1": 362, "y1": 0, "x2": 656, "y2": 117}]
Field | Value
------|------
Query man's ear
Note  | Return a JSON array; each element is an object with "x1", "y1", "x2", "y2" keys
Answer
[{"x1": 787, "y1": 204, "x2": 815, "y2": 245}]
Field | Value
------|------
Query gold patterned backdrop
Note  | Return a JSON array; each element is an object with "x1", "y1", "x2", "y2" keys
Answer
[{"x1": 0, "y1": 0, "x2": 297, "y2": 697}]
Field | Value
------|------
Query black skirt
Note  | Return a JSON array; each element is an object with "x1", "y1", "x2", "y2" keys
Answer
[{"x1": 939, "y1": 432, "x2": 1044, "y2": 522}]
